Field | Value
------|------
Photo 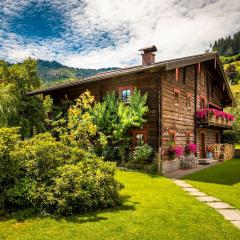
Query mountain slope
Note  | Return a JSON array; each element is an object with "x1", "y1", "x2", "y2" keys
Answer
[
  {"x1": 37, "y1": 60, "x2": 119, "y2": 84},
  {"x1": 212, "y1": 31, "x2": 240, "y2": 56}
]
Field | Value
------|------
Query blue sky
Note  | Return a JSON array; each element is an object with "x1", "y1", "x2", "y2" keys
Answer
[{"x1": 0, "y1": 0, "x2": 240, "y2": 68}]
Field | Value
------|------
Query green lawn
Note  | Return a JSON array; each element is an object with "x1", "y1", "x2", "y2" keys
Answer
[
  {"x1": 1, "y1": 171, "x2": 240, "y2": 240},
  {"x1": 183, "y1": 158, "x2": 240, "y2": 210}
]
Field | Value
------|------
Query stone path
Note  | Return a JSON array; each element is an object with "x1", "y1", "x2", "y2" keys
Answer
[
  {"x1": 173, "y1": 179, "x2": 240, "y2": 230},
  {"x1": 165, "y1": 163, "x2": 219, "y2": 179}
]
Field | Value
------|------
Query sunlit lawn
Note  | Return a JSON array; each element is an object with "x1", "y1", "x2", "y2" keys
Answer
[
  {"x1": 0, "y1": 170, "x2": 240, "y2": 240},
  {"x1": 184, "y1": 158, "x2": 240, "y2": 210}
]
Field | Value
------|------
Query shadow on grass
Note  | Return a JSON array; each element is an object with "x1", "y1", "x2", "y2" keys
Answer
[
  {"x1": 183, "y1": 158, "x2": 240, "y2": 185},
  {"x1": 0, "y1": 195, "x2": 139, "y2": 224}
]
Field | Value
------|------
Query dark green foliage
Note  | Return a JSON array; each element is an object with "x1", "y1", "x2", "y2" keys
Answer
[
  {"x1": 223, "y1": 130, "x2": 240, "y2": 144},
  {"x1": 37, "y1": 59, "x2": 119, "y2": 84},
  {"x1": 212, "y1": 31, "x2": 240, "y2": 57},
  {"x1": 1, "y1": 130, "x2": 122, "y2": 215}
]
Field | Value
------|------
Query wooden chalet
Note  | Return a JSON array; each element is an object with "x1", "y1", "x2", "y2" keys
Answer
[{"x1": 28, "y1": 46, "x2": 235, "y2": 168}]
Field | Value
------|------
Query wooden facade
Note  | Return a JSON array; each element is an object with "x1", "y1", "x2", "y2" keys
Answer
[{"x1": 28, "y1": 51, "x2": 235, "y2": 161}]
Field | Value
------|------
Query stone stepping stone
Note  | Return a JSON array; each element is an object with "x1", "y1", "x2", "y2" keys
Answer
[
  {"x1": 187, "y1": 191, "x2": 207, "y2": 197},
  {"x1": 196, "y1": 196, "x2": 220, "y2": 202},
  {"x1": 206, "y1": 202, "x2": 234, "y2": 209},
  {"x1": 173, "y1": 180, "x2": 193, "y2": 188},
  {"x1": 171, "y1": 179, "x2": 240, "y2": 229},
  {"x1": 231, "y1": 221, "x2": 240, "y2": 229},
  {"x1": 216, "y1": 209, "x2": 240, "y2": 221},
  {"x1": 183, "y1": 187, "x2": 201, "y2": 193}
]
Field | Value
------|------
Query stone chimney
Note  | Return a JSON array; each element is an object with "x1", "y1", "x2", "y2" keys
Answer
[{"x1": 139, "y1": 45, "x2": 157, "y2": 65}]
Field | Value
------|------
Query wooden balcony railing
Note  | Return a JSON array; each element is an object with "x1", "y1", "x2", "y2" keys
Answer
[{"x1": 196, "y1": 109, "x2": 234, "y2": 129}]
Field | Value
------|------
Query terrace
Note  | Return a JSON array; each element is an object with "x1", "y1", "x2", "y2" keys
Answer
[{"x1": 196, "y1": 108, "x2": 234, "y2": 129}]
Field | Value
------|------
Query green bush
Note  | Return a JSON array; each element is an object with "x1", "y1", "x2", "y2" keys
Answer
[
  {"x1": 223, "y1": 130, "x2": 240, "y2": 144},
  {"x1": 0, "y1": 127, "x2": 21, "y2": 208},
  {"x1": 132, "y1": 144, "x2": 153, "y2": 164},
  {"x1": 2, "y1": 131, "x2": 122, "y2": 215}
]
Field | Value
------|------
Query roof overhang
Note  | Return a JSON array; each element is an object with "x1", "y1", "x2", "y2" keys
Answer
[{"x1": 27, "y1": 52, "x2": 236, "y2": 107}]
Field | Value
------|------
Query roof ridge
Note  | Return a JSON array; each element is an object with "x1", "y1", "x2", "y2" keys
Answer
[{"x1": 27, "y1": 52, "x2": 218, "y2": 96}]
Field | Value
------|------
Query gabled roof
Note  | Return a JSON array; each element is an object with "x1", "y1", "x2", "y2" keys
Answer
[{"x1": 27, "y1": 52, "x2": 235, "y2": 106}]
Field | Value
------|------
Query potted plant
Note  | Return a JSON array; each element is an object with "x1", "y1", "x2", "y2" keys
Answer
[
  {"x1": 175, "y1": 145, "x2": 184, "y2": 158},
  {"x1": 168, "y1": 144, "x2": 176, "y2": 160},
  {"x1": 209, "y1": 109, "x2": 215, "y2": 123},
  {"x1": 196, "y1": 110, "x2": 207, "y2": 123},
  {"x1": 185, "y1": 143, "x2": 197, "y2": 156},
  {"x1": 207, "y1": 145, "x2": 214, "y2": 158}
]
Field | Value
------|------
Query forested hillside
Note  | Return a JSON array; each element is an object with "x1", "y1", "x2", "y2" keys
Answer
[
  {"x1": 211, "y1": 31, "x2": 240, "y2": 86},
  {"x1": 37, "y1": 60, "x2": 118, "y2": 85},
  {"x1": 212, "y1": 31, "x2": 240, "y2": 56}
]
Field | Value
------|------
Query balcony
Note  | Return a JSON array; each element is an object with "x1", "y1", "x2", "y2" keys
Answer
[{"x1": 196, "y1": 109, "x2": 234, "y2": 129}]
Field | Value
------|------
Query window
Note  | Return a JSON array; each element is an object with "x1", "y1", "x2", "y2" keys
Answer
[
  {"x1": 60, "y1": 95, "x2": 71, "y2": 110},
  {"x1": 201, "y1": 70, "x2": 205, "y2": 85},
  {"x1": 185, "y1": 131, "x2": 191, "y2": 144},
  {"x1": 132, "y1": 130, "x2": 147, "y2": 147},
  {"x1": 168, "y1": 130, "x2": 176, "y2": 144},
  {"x1": 176, "y1": 67, "x2": 186, "y2": 83},
  {"x1": 200, "y1": 97, "x2": 206, "y2": 109},
  {"x1": 173, "y1": 89, "x2": 180, "y2": 106},
  {"x1": 186, "y1": 93, "x2": 192, "y2": 110},
  {"x1": 119, "y1": 86, "x2": 134, "y2": 103}
]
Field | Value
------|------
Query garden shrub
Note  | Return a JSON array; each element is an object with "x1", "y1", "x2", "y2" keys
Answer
[
  {"x1": 0, "y1": 127, "x2": 21, "y2": 208},
  {"x1": 223, "y1": 130, "x2": 240, "y2": 144},
  {"x1": 132, "y1": 144, "x2": 153, "y2": 164},
  {"x1": 2, "y1": 132, "x2": 123, "y2": 215}
]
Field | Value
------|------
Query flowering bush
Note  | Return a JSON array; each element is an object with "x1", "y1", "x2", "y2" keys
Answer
[
  {"x1": 196, "y1": 108, "x2": 234, "y2": 121},
  {"x1": 175, "y1": 146, "x2": 184, "y2": 157},
  {"x1": 207, "y1": 145, "x2": 215, "y2": 153},
  {"x1": 186, "y1": 143, "x2": 197, "y2": 154},
  {"x1": 196, "y1": 109, "x2": 207, "y2": 118}
]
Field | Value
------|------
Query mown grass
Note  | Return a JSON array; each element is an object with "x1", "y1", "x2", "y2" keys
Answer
[
  {"x1": 0, "y1": 170, "x2": 240, "y2": 240},
  {"x1": 184, "y1": 158, "x2": 240, "y2": 210}
]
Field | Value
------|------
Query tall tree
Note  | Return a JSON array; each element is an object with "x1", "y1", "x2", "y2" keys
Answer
[
  {"x1": 0, "y1": 58, "x2": 45, "y2": 137},
  {"x1": 212, "y1": 31, "x2": 240, "y2": 56}
]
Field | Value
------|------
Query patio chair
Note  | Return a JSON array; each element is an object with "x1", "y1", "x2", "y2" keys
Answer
[
  {"x1": 180, "y1": 156, "x2": 190, "y2": 169},
  {"x1": 190, "y1": 156, "x2": 198, "y2": 168}
]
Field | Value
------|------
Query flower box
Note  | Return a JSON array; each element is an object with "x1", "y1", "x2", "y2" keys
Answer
[{"x1": 162, "y1": 159, "x2": 181, "y2": 173}]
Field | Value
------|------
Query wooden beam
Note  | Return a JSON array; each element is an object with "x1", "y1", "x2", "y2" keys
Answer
[
  {"x1": 198, "y1": 62, "x2": 201, "y2": 74},
  {"x1": 175, "y1": 68, "x2": 179, "y2": 81}
]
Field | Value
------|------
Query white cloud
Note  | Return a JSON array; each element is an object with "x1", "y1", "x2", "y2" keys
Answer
[{"x1": 0, "y1": 0, "x2": 240, "y2": 68}]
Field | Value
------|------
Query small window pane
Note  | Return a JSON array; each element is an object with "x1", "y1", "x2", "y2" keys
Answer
[
  {"x1": 200, "y1": 98, "x2": 205, "y2": 109},
  {"x1": 187, "y1": 96, "x2": 191, "y2": 109},
  {"x1": 169, "y1": 133, "x2": 175, "y2": 144},
  {"x1": 174, "y1": 91, "x2": 179, "y2": 105},
  {"x1": 121, "y1": 89, "x2": 131, "y2": 102},
  {"x1": 136, "y1": 133, "x2": 145, "y2": 146}
]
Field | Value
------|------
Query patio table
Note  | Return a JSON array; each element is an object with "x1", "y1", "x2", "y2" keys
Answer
[{"x1": 180, "y1": 156, "x2": 198, "y2": 169}]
